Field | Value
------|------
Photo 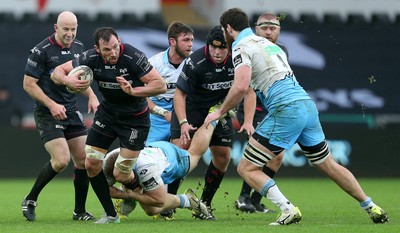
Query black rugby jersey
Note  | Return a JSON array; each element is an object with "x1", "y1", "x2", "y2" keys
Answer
[
  {"x1": 25, "y1": 34, "x2": 85, "y2": 112},
  {"x1": 176, "y1": 46, "x2": 234, "y2": 109},
  {"x1": 73, "y1": 43, "x2": 152, "y2": 115}
]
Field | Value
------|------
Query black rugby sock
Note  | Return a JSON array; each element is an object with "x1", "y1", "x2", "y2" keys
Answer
[
  {"x1": 167, "y1": 178, "x2": 182, "y2": 195},
  {"x1": 89, "y1": 171, "x2": 117, "y2": 217},
  {"x1": 26, "y1": 162, "x2": 58, "y2": 201},
  {"x1": 201, "y1": 161, "x2": 225, "y2": 207},
  {"x1": 251, "y1": 166, "x2": 276, "y2": 205},
  {"x1": 73, "y1": 168, "x2": 89, "y2": 214},
  {"x1": 239, "y1": 181, "x2": 252, "y2": 197}
]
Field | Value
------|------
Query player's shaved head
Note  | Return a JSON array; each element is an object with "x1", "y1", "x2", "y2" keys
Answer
[{"x1": 57, "y1": 11, "x2": 78, "y2": 26}]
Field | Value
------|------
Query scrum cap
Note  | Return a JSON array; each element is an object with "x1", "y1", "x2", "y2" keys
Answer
[{"x1": 206, "y1": 25, "x2": 226, "y2": 48}]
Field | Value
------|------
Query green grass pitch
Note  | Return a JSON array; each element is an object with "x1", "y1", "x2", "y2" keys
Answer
[{"x1": 1, "y1": 178, "x2": 399, "y2": 233}]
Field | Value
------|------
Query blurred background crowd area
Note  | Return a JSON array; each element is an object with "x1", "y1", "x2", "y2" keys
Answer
[
  {"x1": 1, "y1": 0, "x2": 400, "y2": 27},
  {"x1": 1, "y1": 0, "x2": 399, "y2": 177}
]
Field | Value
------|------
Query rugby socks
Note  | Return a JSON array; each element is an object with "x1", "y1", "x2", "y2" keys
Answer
[
  {"x1": 251, "y1": 166, "x2": 276, "y2": 204},
  {"x1": 261, "y1": 179, "x2": 294, "y2": 212},
  {"x1": 73, "y1": 167, "x2": 89, "y2": 214},
  {"x1": 26, "y1": 162, "x2": 58, "y2": 201},
  {"x1": 360, "y1": 197, "x2": 375, "y2": 211},
  {"x1": 89, "y1": 171, "x2": 117, "y2": 217},
  {"x1": 201, "y1": 161, "x2": 225, "y2": 207},
  {"x1": 178, "y1": 194, "x2": 190, "y2": 208},
  {"x1": 239, "y1": 180, "x2": 252, "y2": 196},
  {"x1": 167, "y1": 178, "x2": 182, "y2": 195}
]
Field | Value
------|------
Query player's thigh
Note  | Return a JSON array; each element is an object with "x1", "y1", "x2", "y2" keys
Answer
[
  {"x1": 67, "y1": 135, "x2": 87, "y2": 166},
  {"x1": 44, "y1": 137, "x2": 70, "y2": 165}
]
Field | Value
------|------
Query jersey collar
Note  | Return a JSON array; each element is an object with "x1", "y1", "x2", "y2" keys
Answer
[{"x1": 232, "y1": 27, "x2": 254, "y2": 48}]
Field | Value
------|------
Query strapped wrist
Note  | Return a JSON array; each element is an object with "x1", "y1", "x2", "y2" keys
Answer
[
  {"x1": 179, "y1": 119, "x2": 188, "y2": 126},
  {"x1": 153, "y1": 106, "x2": 168, "y2": 117}
]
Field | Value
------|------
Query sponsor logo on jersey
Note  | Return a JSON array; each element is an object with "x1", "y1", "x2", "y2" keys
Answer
[
  {"x1": 98, "y1": 81, "x2": 122, "y2": 89},
  {"x1": 202, "y1": 80, "x2": 233, "y2": 90},
  {"x1": 61, "y1": 50, "x2": 71, "y2": 55},
  {"x1": 166, "y1": 83, "x2": 176, "y2": 89},
  {"x1": 105, "y1": 65, "x2": 116, "y2": 69},
  {"x1": 215, "y1": 66, "x2": 225, "y2": 72},
  {"x1": 50, "y1": 56, "x2": 59, "y2": 62},
  {"x1": 143, "y1": 177, "x2": 158, "y2": 190},
  {"x1": 140, "y1": 169, "x2": 148, "y2": 175},
  {"x1": 27, "y1": 58, "x2": 37, "y2": 67},
  {"x1": 233, "y1": 54, "x2": 242, "y2": 67}
]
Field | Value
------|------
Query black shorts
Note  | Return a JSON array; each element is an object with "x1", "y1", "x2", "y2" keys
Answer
[
  {"x1": 236, "y1": 107, "x2": 267, "y2": 127},
  {"x1": 34, "y1": 108, "x2": 87, "y2": 144},
  {"x1": 170, "y1": 106, "x2": 233, "y2": 147},
  {"x1": 86, "y1": 104, "x2": 150, "y2": 151}
]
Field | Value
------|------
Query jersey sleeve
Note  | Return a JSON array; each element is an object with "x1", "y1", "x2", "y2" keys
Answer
[
  {"x1": 136, "y1": 162, "x2": 164, "y2": 191},
  {"x1": 130, "y1": 47, "x2": 153, "y2": 80},
  {"x1": 232, "y1": 45, "x2": 252, "y2": 70},
  {"x1": 175, "y1": 57, "x2": 195, "y2": 94},
  {"x1": 24, "y1": 46, "x2": 46, "y2": 79}
]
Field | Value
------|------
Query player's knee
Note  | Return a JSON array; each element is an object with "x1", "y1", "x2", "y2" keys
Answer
[
  {"x1": 51, "y1": 155, "x2": 71, "y2": 172},
  {"x1": 114, "y1": 154, "x2": 137, "y2": 174},
  {"x1": 237, "y1": 160, "x2": 246, "y2": 178},
  {"x1": 84, "y1": 145, "x2": 105, "y2": 175},
  {"x1": 299, "y1": 140, "x2": 330, "y2": 165},
  {"x1": 143, "y1": 206, "x2": 162, "y2": 216}
]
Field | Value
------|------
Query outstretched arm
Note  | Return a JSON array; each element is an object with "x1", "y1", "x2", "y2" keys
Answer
[{"x1": 204, "y1": 65, "x2": 251, "y2": 127}]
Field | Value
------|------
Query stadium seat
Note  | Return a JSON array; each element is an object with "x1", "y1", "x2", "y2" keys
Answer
[
  {"x1": 120, "y1": 13, "x2": 140, "y2": 26},
  {"x1": 75, "y1": 12, "x2": 92, "y2": 24},
  {"x1": 143, "y1": 12, "x2": 165, "y2": 27},
  {"x1": 0, "y1": 12, "x2": 17, "y2": 23},
  {"x1": 299, "y1": 13, "x2": 320, "y2": 25},
  {"x1": 371, "y1": 13, "x2": 392, "y2": 27},
  {"x1": 95, "y1": 12, "x2": 116, "y2": 24},
  {"x1": 323, "y1": 13, "x2": 344, "y2": 25},
  {"x1": 347, "y1": 13, "x2": 368, "y2": 25},
  {"x1": 46, "y1": 12, "x2": 59, "y2": 23},
  {"x1": 19, "y1": 12, "x2": 44, "y2": 23}
]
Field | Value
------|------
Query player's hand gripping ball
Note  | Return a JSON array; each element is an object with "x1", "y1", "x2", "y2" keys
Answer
[{"x1": 66, "y1": 65, "x2": 93, "y2": 93}]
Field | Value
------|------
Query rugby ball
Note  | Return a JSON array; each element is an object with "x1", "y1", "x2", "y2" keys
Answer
[{"x1": 66, "y1": 65, "x2": 93, "y2": 93}]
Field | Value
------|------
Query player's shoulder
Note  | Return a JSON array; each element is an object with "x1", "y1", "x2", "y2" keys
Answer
[
  {"x1": 187, "y1": 46, "x2": 207, "y2": 66},
  {"x1": 149, "y1": 50, "x2": 166, "y2": 65},
  {"x1": 72, "y1": 39, "x2": 85, "y2": 48}
]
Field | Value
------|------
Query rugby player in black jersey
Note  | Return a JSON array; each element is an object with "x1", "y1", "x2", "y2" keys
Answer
[
  {"x1": 171, "y1": 26, "x2": 254, "y2": 220},
  {"x1": 22, "y1": 11, "x2": 99, "y2": 222},
  {"x1": 51, "y1": 27, "x2": 166, "y2": 223}
]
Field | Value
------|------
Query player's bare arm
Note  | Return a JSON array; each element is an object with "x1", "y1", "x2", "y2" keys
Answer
[
  {"x1": 205, "y1": 65, "x2": 251, "y2": 127},
  {"x1": 117, "y1": 68, "x2": 166, "y2": 97},
  {"x1": 173, "y1": 88, "x2": 197, "y2": 145},
  {"x1": 238, "y1": 88, "x2": 256, "y2": 136},
  {"x1": 81, "y1": 87, "x2": 99, "y2": 114},
  {"x1": 51, "y1": 61, "x2": 90, "y2": 90},
  {"x1": 23, "y1": 75, "x2": 67, "y2": 120}
]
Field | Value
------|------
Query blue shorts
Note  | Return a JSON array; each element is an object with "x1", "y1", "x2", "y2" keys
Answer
[
  {"x1": 146, "y1": 114, "x2": 170, "y2": 144},
  {"x1": 256, "y1": 99, "x2": 325, "y2": 149}
]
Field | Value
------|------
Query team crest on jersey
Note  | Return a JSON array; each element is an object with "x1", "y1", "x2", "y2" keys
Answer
[
  {"x1": 30, "y1": 47, "x2": 41, "y2": 55},
  {"x1": 233, "y1": 54, "x2": 242, "y2": 67}
]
